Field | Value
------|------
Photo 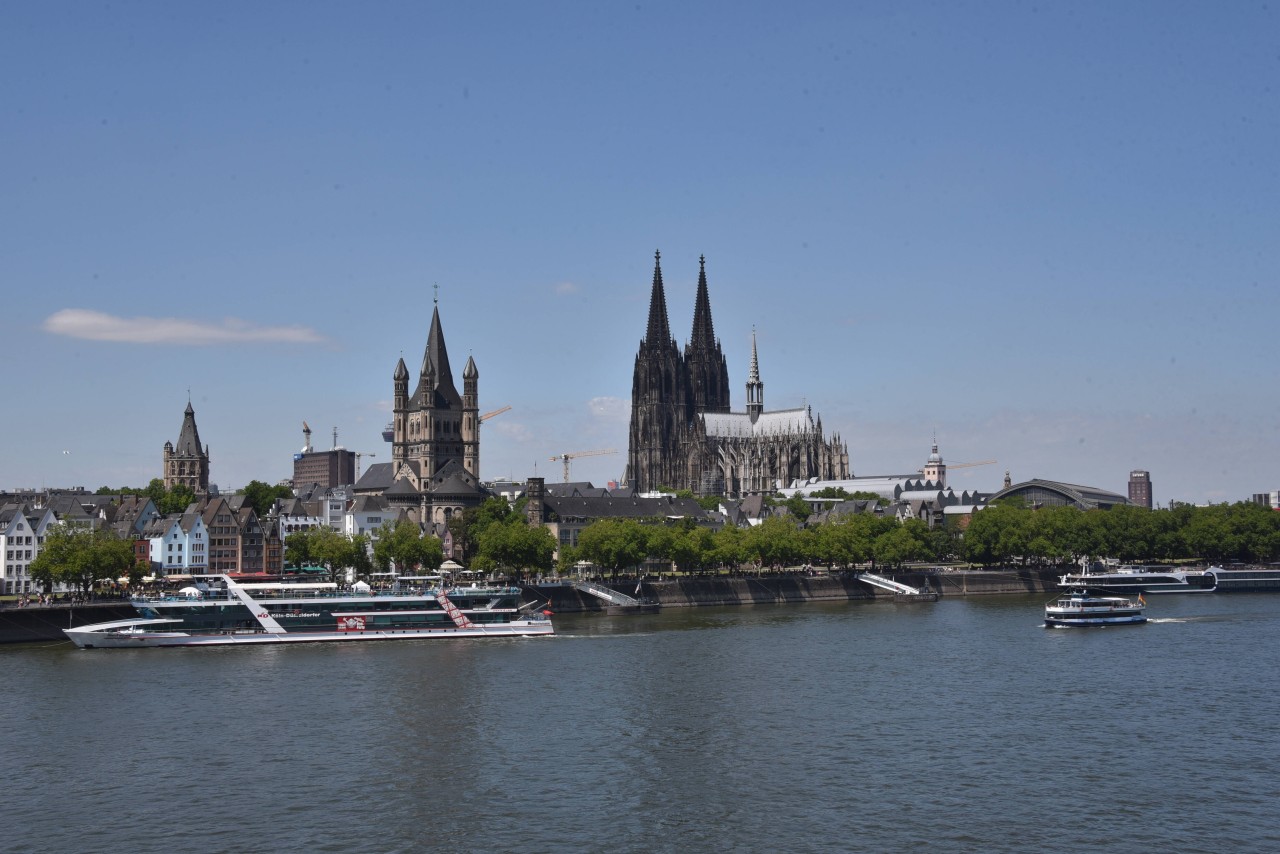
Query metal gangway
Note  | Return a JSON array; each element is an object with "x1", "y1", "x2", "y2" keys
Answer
[
  {"x1": 571, "y1": 580, "x2": 641, "y2": 607},
  {"x1": 857, "y1": 573, "x2": 937, "y2": 601}
]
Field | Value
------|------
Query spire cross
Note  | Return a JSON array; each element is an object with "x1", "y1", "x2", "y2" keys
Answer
[{"x1": 433, "y1": 282, "x2": 439, "y2": 306}]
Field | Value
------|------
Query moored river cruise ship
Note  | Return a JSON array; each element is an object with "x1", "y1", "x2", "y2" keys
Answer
[
  {"x1": 1058, "y1": 566, "x2": 1215, "y2": 594},
  {"x1": 65, "y1": 576, "x2": 554, "y2": 649}
]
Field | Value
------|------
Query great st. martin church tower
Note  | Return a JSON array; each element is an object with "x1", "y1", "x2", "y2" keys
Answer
[{"x1": 387, "y1": 294, "x2": 484, "y2": 524}]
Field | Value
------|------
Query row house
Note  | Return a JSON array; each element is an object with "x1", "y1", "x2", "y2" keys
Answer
[
  {"x1": 200, "y1": 496, "x2": 267, "y2": 574},
  {"x1": 274, "y1": 497, "x2": 325, "y2": 537},
  {"x1": 1, "y1": 504, "x2": 57, "y2": 595},
  {"x1": 141, "y1": 511, "x2": 209, "y2": 575}
]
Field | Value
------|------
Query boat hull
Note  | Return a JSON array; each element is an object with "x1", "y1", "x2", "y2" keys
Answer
[
  {"x1": 1044, "y1": 614, "x2": 1147, "y2": 627},
  {"x1": 606, "y1": 602, "x2": 661, "y2": 616},
  {"x1": 65, "y1": 620, "x2": 554, "y2": 649}
]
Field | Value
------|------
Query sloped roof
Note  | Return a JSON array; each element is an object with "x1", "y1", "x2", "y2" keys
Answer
[
  {"x1": 988, "y1": 478, "x2": 1128, "y2": 510},
  {"x1": 174, "y1": 402, "x2": 204, "y2": 455},
  {"x1": 354, "y1": 462, "x2": 395, "y2": 493},
  {"x1": 411, "y1": 305, "x2": 463, "y2": 409},
  {"x1": 429, "y1": 470, "x2": 484, "y2": 498},
  {"x1": 350, "y1": 494, "x2": 389, "y2": 513},
  {"x1": 543, "y1": 495, "x2": 709, "y2": 522},
  {"x1": 385, "y1": 478, "x2": 420, "y2": 497},
  {"x1": 701, "y1": 408, "x2": 814, "y2": 439}
]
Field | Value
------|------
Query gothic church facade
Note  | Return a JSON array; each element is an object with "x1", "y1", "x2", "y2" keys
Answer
[
  {"x1": 625, "y1": 252, "x2": 849, "y2": 496},
  {"x1": 385, "y1": 299, "x2": 486, "y2": 524}
]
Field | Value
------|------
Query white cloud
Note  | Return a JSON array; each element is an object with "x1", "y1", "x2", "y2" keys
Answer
[
  {"x1": 554, "y1": 281, "x2": 579, "y2": 295},
  {"x1": 42, "y1": 308, "x2": 330, "y2": 345},
  {"x1": 492, "y1": 420, "x2": 535, "y2": 443},
  {"x1": 588, "y1": 396, "x2": 628, "y2": 421}
]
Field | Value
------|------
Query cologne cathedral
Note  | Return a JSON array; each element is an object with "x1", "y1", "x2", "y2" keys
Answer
[{"x1": 625, "y1": 251, "x2": 849, "y2": 496}]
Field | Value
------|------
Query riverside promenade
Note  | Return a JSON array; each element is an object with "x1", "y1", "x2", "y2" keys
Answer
[{"x1": 532, "y1": 567, "x2": 1064, "y2": 613}]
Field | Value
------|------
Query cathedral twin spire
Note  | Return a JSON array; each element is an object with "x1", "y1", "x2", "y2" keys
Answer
[
  {"x1": 644, "y1": 249, "x2": 674, "y2": 347},
  {"x1": 628, "y1": 251, "x2": 850, "y2": 494}
]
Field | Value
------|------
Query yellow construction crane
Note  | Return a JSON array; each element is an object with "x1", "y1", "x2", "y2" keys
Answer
[
  {"x1": 480, "y1": 405, "x2": 511, "y2": 425},
  {"x1": 919, "y1": 459, "x2": 997, "y2": 473},
  {"x1": 950, "y1": 459, "x2": 997, "y2": 470},
  {"x1": 550, "y1": 448, "x2": 617, "y2": 482},
  {"x1": 354, "y1": 451, "x2": 376, "y2": 481}
]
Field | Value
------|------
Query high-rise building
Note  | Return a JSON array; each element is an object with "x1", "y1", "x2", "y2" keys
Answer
[
  {"x1": 293, "y1": 449, "x2": 355, "y2": 489},
  {"x1": 1128, "y1": 470, "x2": 1152, "y2": 509}
]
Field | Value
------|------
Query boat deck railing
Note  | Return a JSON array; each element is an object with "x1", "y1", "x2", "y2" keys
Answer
[{"x1": 132, "y1": 586, "x2": 522, "y2": 603}]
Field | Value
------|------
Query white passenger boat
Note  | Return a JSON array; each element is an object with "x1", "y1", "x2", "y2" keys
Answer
[
  {"x1": 65, "y1": 576, "x2": 553, "y2": 648},
  {"x1": 1044, "y1": 588, "x2": 1147, "y2": 628}
]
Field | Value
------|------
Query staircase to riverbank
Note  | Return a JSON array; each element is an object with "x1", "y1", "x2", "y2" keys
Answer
[
  {"x1": 856, "y1": 573, "x2": 939, "y2": 602},
  {"x1": 569, "y1": 580, "x2": 641, "y2": 607}
]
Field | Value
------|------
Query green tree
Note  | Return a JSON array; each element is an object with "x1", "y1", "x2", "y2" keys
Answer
[
  {"x1": 472, "y1": 518, "x2": 556, "y2": 579},
  {"x1": 284, "y1": 530, "x2": 313, "y2": 570},
  {"x1": 810, "y1": 487, "x2": 852, "y2": 500},
  {"x1": 449, "y1": 497, "x2": 516, "y2": 564},
  {"x1": 349, "y1": 533, "x2": 374, "y2": 581},
  {"x1": 744, "y1": 516, "x2": 803, "y2": 569},
  {"x1": 783, "y1": 495, "x2": 812, "y2": 523},
  {"x1": 710, "y1": 524, "x2": 746, "y2": 572},
  {"x1": 308, "y1": 527, "x2": 357, "y2": 584},
  {"x1": 240, "y1": 480, "x2": 294, "y2": 517},
  {"x1": 872, "y1": 520, "x2": 932, "y2": 569},
  {"x1": 963, "y1": 501, "x2": 1029, "y2": 566},
  {"x1": 30, "y1": 526, "x2": 134, "y2": 593},
  {"x1": 373, "y1": 519, "x2": 442, "y2": 574},
  {"x1": 815, "y1": 514, "x2": 881, "y2": 568},
  {"x1": 577, "y1": 518, "x2": 649, "y2": 578}
]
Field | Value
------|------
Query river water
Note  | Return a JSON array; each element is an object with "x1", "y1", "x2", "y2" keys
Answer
[{"x1": 4, "y1": 593, "x2": 1278, "y2": 853}]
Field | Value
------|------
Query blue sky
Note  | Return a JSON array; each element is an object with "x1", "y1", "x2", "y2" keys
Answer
[{"x1": 3, "y1": 1, "x2": 1277, "y2": 506}]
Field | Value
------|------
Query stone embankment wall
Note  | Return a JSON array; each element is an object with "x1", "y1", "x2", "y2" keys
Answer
[
  {"x1": 530, "y1": 568, "x2": 1064, "y2": 613},
  {"x1": 0, "y1": 603, "x2": 136, "y2": 645}
]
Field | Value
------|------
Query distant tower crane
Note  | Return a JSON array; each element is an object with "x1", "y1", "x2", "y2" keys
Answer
[
  {"x1": 918, "y1": 459, "x2": 997, "y2": 475},
  {"x1": 479, "y1": 405, "x2": 512, "y2": 428},
  {"x1": 949, "y1": 459, "x2": 997, "y2": 470},
  {"x1": 550, "y1": 448, "x2": 618, "y2": 482},
  {"x1": 354, "y1": 451, "x2": 376, "y2": 481}
]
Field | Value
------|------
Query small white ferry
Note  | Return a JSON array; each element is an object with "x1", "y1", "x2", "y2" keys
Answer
[
  {"x1": 1044, "y1": 588, "x2": 1147, "y2": 628},
  {"x1": 65, "y1": 576, "x2": 553, "y2": 649}
]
